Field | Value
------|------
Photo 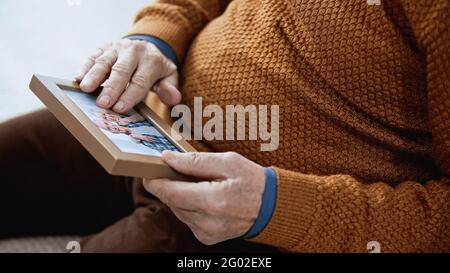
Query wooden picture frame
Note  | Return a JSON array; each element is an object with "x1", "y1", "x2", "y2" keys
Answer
[{"x1": 29, "y1": 74, "x2": 196, "y2": 180}]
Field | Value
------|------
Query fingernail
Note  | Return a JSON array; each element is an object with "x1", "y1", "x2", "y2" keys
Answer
[
  {"x1": 114, "y1": 101, "x2": 125, "y2": 112},
  {"x1": 98, "y1": 96, "x2": 110, "y2": 107}
]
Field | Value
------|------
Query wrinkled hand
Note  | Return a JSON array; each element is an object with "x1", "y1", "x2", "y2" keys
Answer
[
  {"x1": 75, "y1": 39, "x2": 181, "y2": 113},
  {"x1": 143, "y1": 151, "x2": 266, "y2": 245}
]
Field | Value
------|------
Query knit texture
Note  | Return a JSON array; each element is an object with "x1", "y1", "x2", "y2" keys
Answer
[{"x1": 128, "y1": 0, "x2": 450, "y2": 252}]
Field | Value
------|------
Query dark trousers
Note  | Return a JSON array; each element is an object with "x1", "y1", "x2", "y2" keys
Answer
[{"x1": 0, "y1": 109, "x2": 275, "y2": 253}]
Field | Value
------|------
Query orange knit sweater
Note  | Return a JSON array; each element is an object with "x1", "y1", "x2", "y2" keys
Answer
[{"x1": 128, "y1": 0, "x2": 450, "y2": 252}]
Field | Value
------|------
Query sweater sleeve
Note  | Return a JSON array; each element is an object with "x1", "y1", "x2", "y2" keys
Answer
[
  {"x1": 248, "y1": 1, "x2": 450, "y2": 252},
  {"x1": 126, "y1": 0, "x2": 233, "y2": 63}
]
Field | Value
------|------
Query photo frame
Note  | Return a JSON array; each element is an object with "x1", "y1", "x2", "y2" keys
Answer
[{"x1": 29, "y1": 74, "x2": 196, "y2": 180}]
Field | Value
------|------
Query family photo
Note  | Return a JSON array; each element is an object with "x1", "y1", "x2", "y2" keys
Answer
[{"x1": 66, "y1": 90, "x2": 179, "y2": 156}]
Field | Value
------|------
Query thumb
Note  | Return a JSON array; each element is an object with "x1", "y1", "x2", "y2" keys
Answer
[
  {"x1": 162, "y1": 151, "x2": 235, "y2": 179},
  {"x1": 155, "y1": 71, "x2": 181, "y2": 106}
]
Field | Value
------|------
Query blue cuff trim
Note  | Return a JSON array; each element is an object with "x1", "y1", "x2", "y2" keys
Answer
[
  {"x1": 125, "y1": 34, "x2": 178, "y2": 66},
  {"x1": 243, "y1": 167, "x2": 277, "y2": 238}
]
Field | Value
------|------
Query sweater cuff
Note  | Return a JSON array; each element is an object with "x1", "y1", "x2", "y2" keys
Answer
[
  {"x1": 247, "y1": 167, "x2": 319, "y2": 251},
  {"x1": 126, "y1": 19, "x2": 190, "y2": 64},
  {"x1": 125, "y1": 34, "x2": 178, "y2": 66},
  {"x1": 243, "y1": 168, "x2": 277, "y2": 238}
]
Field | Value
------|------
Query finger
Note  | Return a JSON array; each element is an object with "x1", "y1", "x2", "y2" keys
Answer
[
  {"x1": 143, "y1": 179, "x2": 214, "y2": 211},
  {"x1": 96, "y1": 48, "x2": 140, "y2": 109},
  {"x1": 80, "y1": 48, "x2": 118, "y2": 93},
  {"x1": 112, "y1": 52, "x2": 166, "y2": 113},
  {"x1": 162, "y1": 151, "x2": 236, "y2": 178},
  {"x1": 75, "y1": 48, "x2": 104, "y2": 82},
  {"x1": 155, "y1": 72, "x2": 181, "y2": 106}
]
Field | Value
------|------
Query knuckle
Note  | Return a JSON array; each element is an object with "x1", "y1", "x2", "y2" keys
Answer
[
  {"x1": 102, "y1": 82, "x2": 117, "y2": 92},
  {"x1": 189, "y1": 152, "x2": 203, "y2": 168},
  {"x1": 112, "y1": 62, "x2": 132, "y2": 75},
  {"x1": 95, "y1": 56, "x2": 113, "y2": 69},
  {"x1": 130, "y1": 74, "x2": 149, "y2": 88}
]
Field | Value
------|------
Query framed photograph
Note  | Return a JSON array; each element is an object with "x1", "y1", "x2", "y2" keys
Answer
[{"x1": 29, "y1": 74, "x2": 196, "y2": 180}]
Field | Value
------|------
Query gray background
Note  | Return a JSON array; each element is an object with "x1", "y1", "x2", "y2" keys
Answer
[{"x1": 0, "y1": 0, "x2": 152, "y2": 122}]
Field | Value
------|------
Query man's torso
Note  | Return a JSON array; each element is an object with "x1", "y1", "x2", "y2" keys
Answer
[{"x1": 180, "y1": 0, "x2": 440, "y2": 183}]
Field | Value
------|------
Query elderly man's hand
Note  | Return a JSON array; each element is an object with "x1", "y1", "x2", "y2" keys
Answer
[
  {"x1": 75, "y1": 39, "x2": 181, "y2": 112},
  {"x1": 143, "y1": 151, "x2": 266, "y2": 245}
]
